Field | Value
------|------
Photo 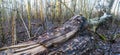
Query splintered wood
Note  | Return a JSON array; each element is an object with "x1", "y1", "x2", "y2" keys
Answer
[
  {"x1": 0, "y1": 13, "x2": 112, "y2": 55},
  {"x1": 0, "y1": 15, "x2": 84, "y2": 55}
]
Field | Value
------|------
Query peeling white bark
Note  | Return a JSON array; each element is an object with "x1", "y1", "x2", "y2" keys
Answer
[{"x1": 89, "y1": 13, "x2": 112, "y2": 25}]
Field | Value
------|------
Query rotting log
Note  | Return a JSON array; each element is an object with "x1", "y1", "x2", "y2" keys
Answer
[
  {"x1": 48, "y1": 35, "x2": 94, "y2": 55},
  {"x1": 0, "y1": 13, "x2": 112, "y2": 55},
  {"x1": 36, "y1": 15, "x2": 82, "y2": 47},
  {"x1": 0, "y1": 15, "x2": 83, "y2": 55}
]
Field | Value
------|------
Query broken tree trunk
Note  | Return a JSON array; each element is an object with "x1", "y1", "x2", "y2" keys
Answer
[{"x1": 0, "y1": 13, "x2": 111, "y2": 55}]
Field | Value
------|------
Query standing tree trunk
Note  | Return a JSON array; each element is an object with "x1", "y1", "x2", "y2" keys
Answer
[
  {"x1": 26, "y1": 0, "x2": 31, "y2": 38},
  {"x1": 11, "y1": 11, "x2": 17, "y2": 45},
  {"x1": 108, "y1": 0, "x2": 115, "y2": 13}
]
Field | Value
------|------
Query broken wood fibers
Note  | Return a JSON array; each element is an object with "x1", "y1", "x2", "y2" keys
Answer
[{"x1": 0, "y1": 15, "x2": 84, "y2": 55}]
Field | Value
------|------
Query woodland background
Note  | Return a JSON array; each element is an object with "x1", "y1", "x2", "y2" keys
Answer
[{"x1": 0, "y1": 0, "x2": 120, "y2": 48}]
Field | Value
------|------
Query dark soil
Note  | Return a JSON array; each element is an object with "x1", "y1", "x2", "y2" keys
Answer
[
  {"x1": 47, "y1": 19, "x2": 120, "y2": 55},
  {"x1": 0, "y1": 18, "x2": 120, "y2": 55}
]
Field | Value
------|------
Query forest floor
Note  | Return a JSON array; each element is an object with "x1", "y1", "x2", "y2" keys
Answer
[
  {"x1": 88, "y1": 19, "x2": 120, "y2": 55},
  {"x1": 46, "y1": 19, "x2": 120, "y2": 55},
  {"x1": 0, "y1": 18, "x2": 120, "y2": 55}
]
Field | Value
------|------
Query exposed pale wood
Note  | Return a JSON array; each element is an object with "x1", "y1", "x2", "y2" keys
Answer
[
  {"x1": 13, "y1": 45, "x2": 46, "y2": 55},
  {"x1": 0, "y1": 42, "x2": 36, "y2": 51},
  {"x1": 14, "y1": 44, "x2": 40, "y2": 53},
  {"x1": 37, "y1": 15, "x2": 81, "y2": 47},
  {"x1": 0, "y1": 14, "x2": 112, "y2": 55},
  {"x1": 43, "y1": 27, "x2": 78, "y2": 47}
]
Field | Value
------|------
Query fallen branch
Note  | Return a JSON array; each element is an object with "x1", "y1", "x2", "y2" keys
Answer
[
  {"x1": 89, "y1": 13, "x2": 112, "y2": 25},
  {"x1": 0, "y1": 42, "x2": 36, "y2": 51},
  {"x1": 13, "y1": 45, "x2": 46, "y2": 55}
]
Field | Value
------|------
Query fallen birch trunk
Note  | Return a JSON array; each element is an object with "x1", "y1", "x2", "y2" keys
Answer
[
  {"x1": 89, "y1": 13, "x2": 112, "y2": 25},
  {"x1": 0, "y1": 13, "x2": 111, "y2": 55},
  {"x1": 48, "y1": 13, "x2": 112, "y2": 55}
]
